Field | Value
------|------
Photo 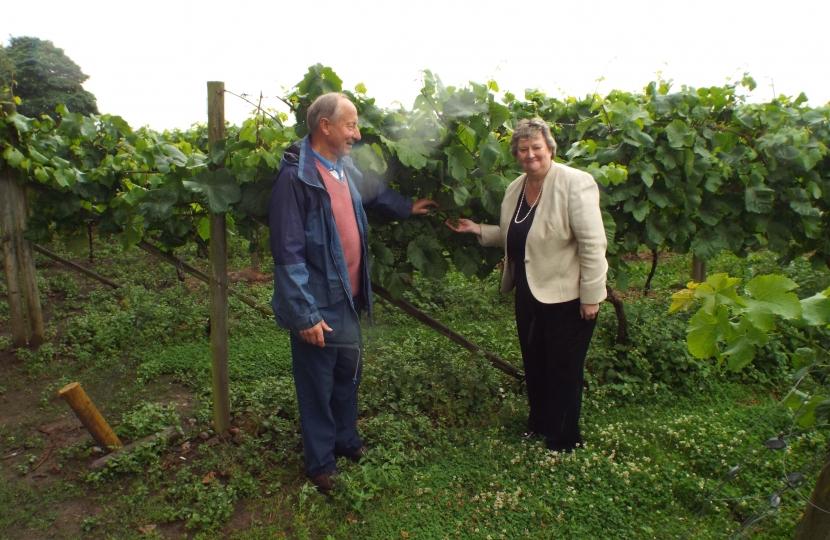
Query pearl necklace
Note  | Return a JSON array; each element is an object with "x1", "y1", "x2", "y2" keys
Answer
[{"x1": 514, "y1": 177, "x2": 543, "y2": 224}]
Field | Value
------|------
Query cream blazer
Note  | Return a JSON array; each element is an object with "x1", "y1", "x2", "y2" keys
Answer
[{"x1": 479, "y1": 162, "x2": 608, "y2": 305}]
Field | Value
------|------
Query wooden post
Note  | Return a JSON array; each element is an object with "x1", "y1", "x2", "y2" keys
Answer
[
  {"x1": 11, "y1": 183, "x2": 45, "y2": 348},
  {"x1": 251, "y1": 243, "x2": 260, "y2": 271},
  {"x1": 250, "y1": 224, "x2": 261, "y2": 270},
  {"x1": 57, "y1": 382, "x2": 122, "y2": 449},
  {"x1": 691, "y1": 253, "x2": 707, "y2": 283},
  {"x1": 207, "y1": 81, "x2": 231, "y2": 434},
  {"x1": 1, "y1": 101, "x2": 44, "y2": 348},
  {"x1": 0, "y1": 177, "x2": 27, "y2": 348},
  {"x1": 794, "y1": 451, "x2": 830, "y2": 540},
  {"x1": 88, "y1": 222, "x2": 94, "y2": 263}
]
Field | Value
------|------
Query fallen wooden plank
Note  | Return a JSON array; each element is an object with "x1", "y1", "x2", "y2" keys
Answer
[{"x1": 87, "y1": 426, "x2": 182, "y2": 472}]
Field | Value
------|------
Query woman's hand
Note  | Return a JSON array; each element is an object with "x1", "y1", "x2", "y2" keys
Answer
[
  {"x1": 580, "y1": 303, "x2": 599, "y2": 320},
  {"x1": 445, "y1": 218, "x2": 481, "y2": 236}
]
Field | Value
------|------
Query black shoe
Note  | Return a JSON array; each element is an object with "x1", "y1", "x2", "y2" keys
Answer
[
  {"x1": 546, "y1": 442, "x2": 581, "y2": 453},
  {"x1": 521, "y1": 431, "x2": 539, "y2": 440},
  {"x1": 341, "y1": 445, "x2": 373, "y2": 462},
  {"x1": 311, "y1": 469, "x2": 340, "y2": 493}
]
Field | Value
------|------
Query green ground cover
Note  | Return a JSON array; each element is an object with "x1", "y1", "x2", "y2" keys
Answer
[{"x1": 0, "y1": 238, "x2": 828, "y2": 539}]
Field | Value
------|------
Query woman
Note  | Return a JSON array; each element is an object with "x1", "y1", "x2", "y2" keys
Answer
[{"x1": 446, "y1": 118, "x2": 607, "y2": 452}]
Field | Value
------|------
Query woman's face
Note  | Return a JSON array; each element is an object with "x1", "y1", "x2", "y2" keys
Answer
[{"x1": 516, "y1": 136, "x2": 552, "y2": 178}]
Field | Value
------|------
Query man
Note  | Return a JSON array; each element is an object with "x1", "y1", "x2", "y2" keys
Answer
[{"x1": 268, "y1": 92, "x2": 436, "y2": 492}]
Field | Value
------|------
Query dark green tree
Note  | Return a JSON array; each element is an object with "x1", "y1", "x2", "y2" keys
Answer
[{"x1": 0, "y1": 36, "x2": 98, "y2": 117}]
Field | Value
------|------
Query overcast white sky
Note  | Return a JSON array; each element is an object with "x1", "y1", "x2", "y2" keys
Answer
[{"x1": 3, "y1": 0, "x2": 828, "y2": 130}]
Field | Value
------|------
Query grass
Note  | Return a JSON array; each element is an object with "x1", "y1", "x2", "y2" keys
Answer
[{"x1": 0, "y1": 237, "x2": 828, "y2": 539}]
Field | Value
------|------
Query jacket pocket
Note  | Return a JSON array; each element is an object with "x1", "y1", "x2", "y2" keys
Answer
[{"x1": 307, "y1": 274, "x2": 342, "y2": 308}]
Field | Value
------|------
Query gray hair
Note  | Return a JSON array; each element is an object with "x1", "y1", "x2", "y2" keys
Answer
[
  {"x1": 306, "y1": 92, "x2": 351, "y2": 135},
  {"x1": 509, "y1": 118, "x2": 557, "y2": 157}
]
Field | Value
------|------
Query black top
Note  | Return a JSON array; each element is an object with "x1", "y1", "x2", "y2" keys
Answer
[{"x1": 506, "y1": 186, "x2": 538, "y2": 292}]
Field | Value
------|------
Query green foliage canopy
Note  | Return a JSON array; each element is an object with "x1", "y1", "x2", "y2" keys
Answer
[{"x1": 1, "y1": 65, "x2": 829, "y2": 298}]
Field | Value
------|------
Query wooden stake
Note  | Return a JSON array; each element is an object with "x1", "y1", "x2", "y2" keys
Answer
[
  {"x1": 692, "y1": 253, "x2": 707, "y2": 283},
  {"x1": 373, "y1": 285, "x2": 524, "y2": 380},
  {"x1": 251, "y1": 243, "x2": 260, "y2": 271},
  {"x1": 88, "y1": 426, "x2": 181, "y2": 472},
  {"x1": 57, "y1": 382, "x2": 122, "y2": 449},
  {"x1": 208, "y1": 81, "x2": 230, "y2": 434},
  {"x1": 32, "y1": 243, "x2": 121, "y2": 289},
  {"x1": 136, "y1": 240, "x2": 272, "y2": 316},
  {"x1": 250, "y1": 224, "x2": 261, "y2": 270},
  {"x1": 0, "y1": 175, "x2": 28, "y2": 348},
  {"x1": 88, "y1": 222, "x2": 94, "y2": 263}
]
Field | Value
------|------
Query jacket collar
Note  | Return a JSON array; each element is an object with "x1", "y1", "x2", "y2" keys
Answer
[
  {"x1": 505, "y1": 162, "x2": 560, "y2": 203},
  {"x1": 296, "y1": 135, "x2": 354, "y2": 187},
  {"x1": 297, "y1": 136, "x2": 323, "y2": 188},
  {"x1": 288, "y1": 135, "x2": 357, "y2": 189}
]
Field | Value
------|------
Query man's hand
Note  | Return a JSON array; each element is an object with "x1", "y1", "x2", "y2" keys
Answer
[
  {"x1": 580, "y1": 303, "x2": 600, "y2": 320},
  {"x1": 412, "y1": 198, "x2": 439, "y2": 215},
  {"x1": 299, "y1": 320, "x2": 333, "y2": 348}
]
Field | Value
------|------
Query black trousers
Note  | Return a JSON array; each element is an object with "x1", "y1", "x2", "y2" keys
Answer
[{"x1": 514, "y1": 286, "x2": 597, "y2": 452}]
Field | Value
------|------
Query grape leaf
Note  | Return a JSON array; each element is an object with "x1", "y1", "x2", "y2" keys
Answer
[
  {"x1": 666, "y1": 120, "x2": 695, "y2": 148},
  {"x1": 744, "y1": 275, "x2": 801, "y2": 321},
  {"x1": 392, "y1": 138, "x2": 430, "y2": 169},
  {"x1": 407, "y1": 235, "x2": 448, "y2": 278},
  {"x1": 443, "y1": 91, "x2": 488, "y2": 118},
  {"x1": 723, "y1": 336, "x2": 756, "y2": 371},
  {"x1": 183, "y1": 169, "x2": 241, "y2": 214},
  {"x1": 800, "y1": 293, "x2": 830, "y2": 326},
  {"x1": 694, "y1": 273, "x2": 744, "y2": 314},
  {"x1": 139, "y1": 188, "x2": 178, "y2": 221},
  {"x1": 687, "y1": 304, "x2": 729, "y2": 359},
  {"x1": 453, "y1": 246, "x2": 480, "y2": 277}
]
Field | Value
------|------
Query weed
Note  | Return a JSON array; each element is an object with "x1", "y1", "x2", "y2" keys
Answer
[
  {"x1": 116, "y1": 401, "x2": 181, "y2": 440},
  {"x1": 46, "y1": 270, "x2": 82, "y2": 300},
  {"x1": 164, "y1": 468, "x2": 239, "y2": 531}
]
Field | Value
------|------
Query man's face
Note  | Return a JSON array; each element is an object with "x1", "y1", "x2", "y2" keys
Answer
[{"x1": 323, "y1": 99, "x2": 361, "y2": 159}]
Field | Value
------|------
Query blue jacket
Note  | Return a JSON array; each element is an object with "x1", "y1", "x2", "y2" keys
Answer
[{"x1": 268, "y1": 136, "x2": 413, "y2": 344}]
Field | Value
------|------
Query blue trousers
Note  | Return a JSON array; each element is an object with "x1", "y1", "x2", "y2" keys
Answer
[{"x1": 290, "y1": 304, "x2": 364, "y2": 478}]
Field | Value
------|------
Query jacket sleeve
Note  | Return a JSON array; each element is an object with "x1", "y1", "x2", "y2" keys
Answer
[
  {"x1": 479, "y1": 224, "x2": 504, "y2": 248},
  {"x1": 347, "y1": 162, "x2": 414, "y2": 219},
  {"x1": 569, "y1": 173, "x2": 608, "y2": 304},
  {"x1": 268, "y1": 168, "x2": 323, "y2": 332}
]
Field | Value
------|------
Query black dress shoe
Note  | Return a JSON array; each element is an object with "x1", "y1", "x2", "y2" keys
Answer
[
  {"x1": 521, "y1": 431, "x2": 539, "y2": 440},
  {"x1": 311, "y1": 470, "x2": 340, "y2": 493},
  {"x1": 546, "y1": 442, "x2": 580, "y2": 453},
  {"x1": 341, "y1": 445, "x2": 373, "y2": 462}
]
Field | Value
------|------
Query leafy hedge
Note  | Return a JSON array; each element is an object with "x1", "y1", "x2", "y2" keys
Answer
[{"x1": 1, "y1": 66, "x2": 828, "y2": 297}]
